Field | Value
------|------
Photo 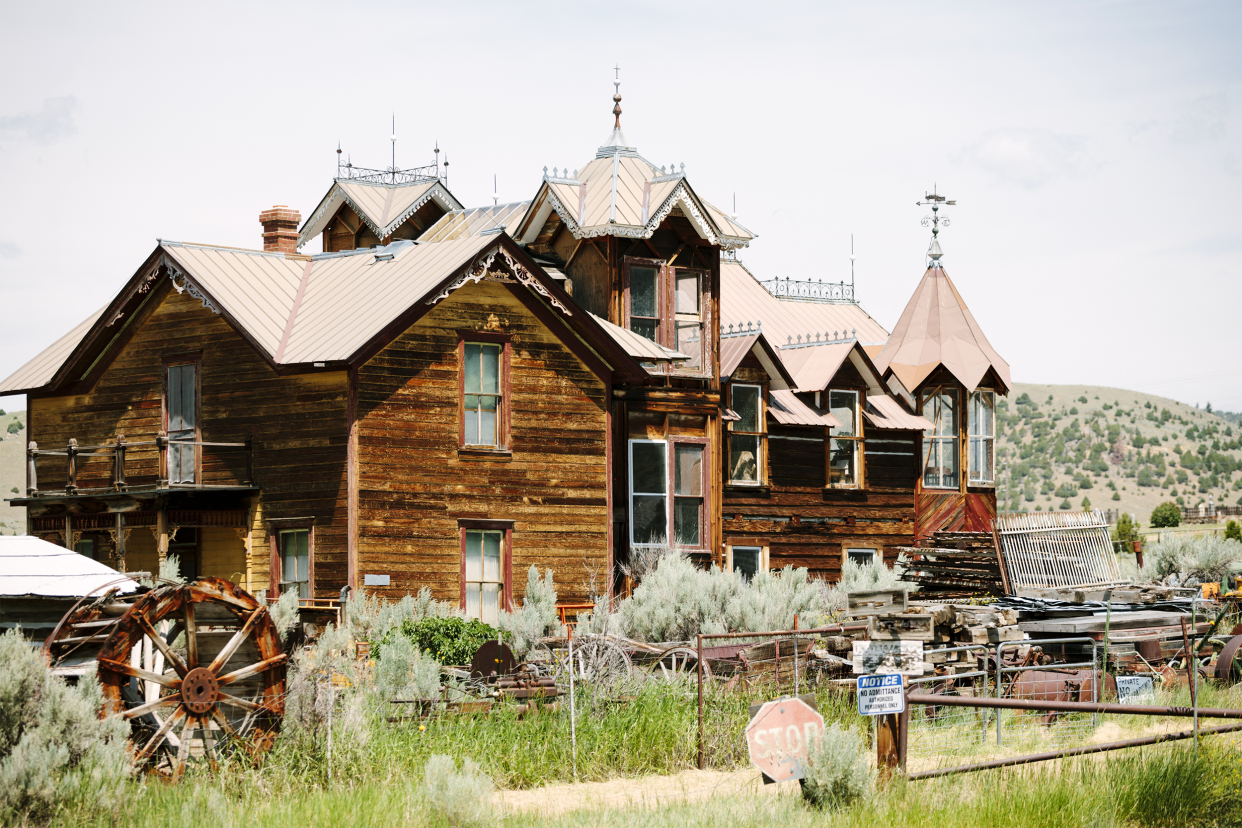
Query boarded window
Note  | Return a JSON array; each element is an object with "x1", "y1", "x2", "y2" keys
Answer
[
  {"x1": 280, "y1": 529, "x2": 310, "y2": 600},
  {"x1": 463, "y1": 343, "x2": 503, "y2": 447},
  {"x1": 166, "y1": 363, "x2": 197, "y2": 484},
  {"x1": 464, "y1": 529, "x2": 504, "y2": 624}
]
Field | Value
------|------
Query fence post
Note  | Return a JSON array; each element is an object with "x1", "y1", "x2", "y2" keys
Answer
[
  {"x1": 568, "y1": 625, "x2": 577, "y2": 782},
  {"x1": 697, "y1": 632, "x2": 704, "y2": 770}
]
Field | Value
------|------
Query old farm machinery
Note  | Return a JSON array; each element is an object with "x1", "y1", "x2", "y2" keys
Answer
[{"x1": 44, "y1": 577, "x2": 287, "y2": 780}]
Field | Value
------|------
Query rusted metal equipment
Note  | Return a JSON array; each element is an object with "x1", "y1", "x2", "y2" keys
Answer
[
  {"x1": 905, "y1": 693, "x2": 1242, "y2": 719},
  {"x1": 1215, "y1": 634, "x2": 1242, "y2": 684},
  {"x1": 47, "y1": 577, "x2": 287, "y2": 780}
]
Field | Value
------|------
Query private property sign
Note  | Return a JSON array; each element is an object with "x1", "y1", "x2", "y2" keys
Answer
[
  {"x1": 745, "y1": 696, "x2": 825, "y2": 782},
  {"x1": 857, "y1": 674, "x2": 906, "y2": 716}
]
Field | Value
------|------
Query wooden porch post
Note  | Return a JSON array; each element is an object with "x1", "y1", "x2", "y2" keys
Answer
[
  {"x1": 156, "y1": 506, "x2": 169, "y2": 569},
  {"x1": 115, "y1": 512, "x2": 127, "y2": 570}
]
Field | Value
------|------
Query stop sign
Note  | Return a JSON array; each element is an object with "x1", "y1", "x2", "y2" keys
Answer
[{"x1": 745, "y1": 697, "x2": 825, "y2": 782}]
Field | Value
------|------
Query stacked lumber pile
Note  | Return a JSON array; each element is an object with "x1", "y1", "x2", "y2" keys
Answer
[
  {"x1": 903, "y1": 603, "x2": 1025, "y2": 674},
  {"x1": 897, "y1": 531, "x2": 1007, "y2": 599}
]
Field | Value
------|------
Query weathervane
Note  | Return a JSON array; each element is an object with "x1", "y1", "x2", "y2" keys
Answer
[{"x1": 916, "y1": 184, "x2": 955, "y2": 266}]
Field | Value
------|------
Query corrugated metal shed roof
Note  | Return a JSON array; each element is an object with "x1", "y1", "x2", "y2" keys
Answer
[
  {"x1": 768, "y1": 390, "x2": 841, "y2": 428},
  {"x1": 872, "y1": 266, "x2": 1011, "y2": 394},
  {"x1": 589, "y1": 313, "x2": 688, "y2": 363},
  {"x1": 0, "y1": 306, "x2": 104, "y2": 394},
  {"x1": 419, "y1": 202, "x2": 532, "y2": 243},
  {"x1": 0, "y1": 536, "x2": 138, "y2": 597},
  {"x1": 864, "y1": 395, "x2": 934, "y2": 431}
]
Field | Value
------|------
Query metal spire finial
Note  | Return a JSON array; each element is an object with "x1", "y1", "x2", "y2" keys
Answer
[
  {"x1": 493, "y1": 174, "x2": 498, "y2": 207},
  {"x1": 336, "y1": 142, "x2": 342, "y2": 177},
  {"x1": 390, "y1": 114, "x2": 396, "y2": 183},
  {"x1": 434, "y1": 140, "x2": 440, "y2": 179},
  {"x1": 916, "y1": 184, "x2": 956, "y2": 267},
  {"x1": 612, "y1": 64, "x2": 623, "y2": 129}
]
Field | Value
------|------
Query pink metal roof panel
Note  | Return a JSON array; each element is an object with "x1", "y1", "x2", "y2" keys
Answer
[
  {"x1": 768, "y1": 389, "x2": 841, "y2": 428},
  {"x1": 864, "y1": 394, "x2": 934, "y2": 431},
  {"x1": 0, "y1": 306, "x2": 104, "y2": 394}
]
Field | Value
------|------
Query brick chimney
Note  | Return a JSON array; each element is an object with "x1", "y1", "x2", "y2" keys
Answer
[{"x1": 259, "y1": 205, "x2": 301, "y2": 254}]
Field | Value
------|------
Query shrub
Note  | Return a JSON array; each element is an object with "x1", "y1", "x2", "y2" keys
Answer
[
  {"x1": 1081, "y1": 496, "x2": 1092, "y2": 510},
  {"x1": 497, "y1": 566, "x2": 563, "y2": 659},
  {"x1": 1147, "y1": 534, "x2": 1242, "y2": 582},
  {"x1": 423, "y1": 754, "x2": 493, "y2": 827},
  {"x1": 374, "y1": 633, "x2": 442, "y2": 700},
  {"x1": 1150, "y1": 501, "x2": 1181, "y2": 528},
  {"x1": 6, "y1": 421, "x2": 20, "y2": 435},
  {"x1": 268, "y1": 588, "x2": 301, "y2": 644},
  {"x1": 347, "y1": 586, "x2": 458, "y2": 643},
  {"x1": 800, "y1": 722, "x2": 872, "y2": 811},
  {"x1": 1059, "y1": 498, "x2": 1072, "y2": 510},
  {"x1": 1113, "y1": 513, "x2": 1138, "y2": 543},
  {"x1": 0, "y1": 629, "x2": 130, "y2": 822},
  {"x1": 378, "y1": 616, "x2": 498, "y2": 666},
  {"x1": 1226, "y1": 520, "x2": 1241, "y2": 543}
]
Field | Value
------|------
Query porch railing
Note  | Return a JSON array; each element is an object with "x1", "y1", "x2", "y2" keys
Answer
[{"x1": 25, "y1": 432, "x2": 253, "y2": 496}]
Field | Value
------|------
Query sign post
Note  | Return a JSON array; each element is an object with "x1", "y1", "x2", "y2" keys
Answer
[
  {"x1": 745, "y1": 696, "x2": 825, "y2": 784},
  {"x1": 857, "y1": 673, "x2": 908, "y2": 778}
]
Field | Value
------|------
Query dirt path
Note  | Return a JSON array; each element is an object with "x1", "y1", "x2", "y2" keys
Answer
[{"x1": 494, "y1": 767, "x2": 801, "y2": 817}]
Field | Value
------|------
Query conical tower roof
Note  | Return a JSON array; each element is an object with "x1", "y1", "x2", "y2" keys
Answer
[{"x1": 873, "y1": 266, "x2": 1010, "y2": 394}]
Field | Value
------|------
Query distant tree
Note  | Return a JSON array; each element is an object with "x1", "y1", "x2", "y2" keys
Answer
[
  {"x1": 1149, "y1": 502, "x2": 1181, "y2": 528},
  {"x1": 1070, "y1": 406, "x2": 1079, "y2": 415},
  {"x1": 1058, "y1": 499, "x2": 1072, "y2": 510},
  {"x1": 9, "y1": 486, "x2": 17, "y2": 494},
  {"x1": 1111, "y1": 491, "x2": 1121, "y2": 501},
  {"x1": 0, "y1": 408, "x2": 5, "y2": 416},
  {"x1": 1225, "y1": 521, "x2": 1241, "y2": 543},
  {"x1": 1078, "y1": 396, "x2": 1088, "y2": 404},
  {"x1": 6, "y1": 421, "x2": 20, "y2": 435},
  {"x1": 1081, "y1": 496, "x2": 1092, "y2": 510},
  {"x1": 1113, "y1": 513, "x2": 1138, "y2": 543}
]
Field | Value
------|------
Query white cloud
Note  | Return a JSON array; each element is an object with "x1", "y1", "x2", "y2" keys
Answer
[
  {"x1": 1129, "y1": 93, "x2": 1228, "y2": 146},
  {"x1": 0, "y1": 96, "x2": 80, "y2": 146},
  {"x1": 960, "y1": 128, "x2": 1089, "y2": 188}
]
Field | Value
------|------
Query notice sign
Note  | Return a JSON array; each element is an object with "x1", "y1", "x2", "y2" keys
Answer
[
  {"x1": 1115, "y1": 676, "x2": 1156, "y2": 704},
  {"x1": 858, "y1": 674, "x2": 906, "y2": 716},
  {"x1": 852, "y1": 640, "x2": 924, "y2": 675}
]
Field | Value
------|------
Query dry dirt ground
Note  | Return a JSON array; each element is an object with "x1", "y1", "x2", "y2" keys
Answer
[{"x1": 495, "y1": 767, "x2": 802, "y2": 817}]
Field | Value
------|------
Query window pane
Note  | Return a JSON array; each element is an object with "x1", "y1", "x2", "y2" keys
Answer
[
  {"x1": 733, "y1": 547, "x2": 761, "y2": 581},
  {"x1": 630, "y1": 267, "x2": 658, "y2": 318},
  {"x1": 483, "y1": 531, "x2": 501, "y2": 582},
  {"x1": 464, "y1": 397, "x2": 479, "y2": 445},
  {"x1": 481, "y1": 583, "x2": 500, "y2": 625},
  {"x1": 167, "y1": 366, "x2": 183, "y2": 431},
  {"x1": 76, "y1": 538, "x2": 95, "y2": 560},
  {"x1": 924, "y1": 438, "x2": 958, "y2": 488},
  {"x1": 732, "y1": 385, "x2": 760, "y2": 432},
  {"x1": 632, "y1": 495, "x2": 667, "y2": 544},
  {"x1": 631, "y1": 319, "x2": 658, "y2": 342},
  {"x1": 829, "y1": 438, "x2": 856, "y2": 485},
  {"x1": 465, "y1": 583, "x2": 481, "y2": 619},
  {"x1": 730, "y1": 434, "x2": 760, "y2": 483},
  {"x1": 938, "y1": 393, "x2": 957, "y2": 436},
  {"x1": 465, "y1": 531, "x2": 482, "y2": 581},
  {"x1": 180, "y1": 366, "x2": 196, "y2": 429},
  {"x1": 465, "y1": 344, "x2": 481, "y2": 393},
  {"x1": 479, "y1": 396, "x2": 498, "y2": 446},
  {"x1": 674, "y1": 498, "x2": 701, "y2": 546},
  {"x1": 969, "y1": 437, "x2": 994, "y2": 483},
  {"x1": 674, "y1": 445, "x2": 702, "y2": 496},
  {"x1": 676, "y1": 322, "x2": 702, "y2": 370},
  {"x1": 829, "y1": 390, "x2": 857, "y2": 437},
  {"x1": 675, "y1": 273, "x2": 699, "y2": 315},
  {"x1": 970, "y1": 390, "x2": 994, "y2": 438},
  {"x1": 847, "y1": 548, "x2": 876, "y2": 567},
  {"x1": 631, "y1": 442, "x2": 667, "y2": 494},
  {"x1": 480, "y1": 345, "x2": 499, "y2": 394}
]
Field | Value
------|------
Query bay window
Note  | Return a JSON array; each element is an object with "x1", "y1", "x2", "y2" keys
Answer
[
  {"x1": 624, "y1": 259, "x2": 710, "y2": 377},
  {"x1": 828, "y1": 390, "x2": 860, "y2": 487},
  {"x1": 921, "y1": 388, "x2": 959, "y2": 489},
  {"x1": 729, "y1": 384, "x2": 764, "y2": 485},
  {"x1": 629, "y1": 438, "x2": 708, "y2": 549},
  {"x1": 968, "y1": 389, "x2": 996, "y2": 484}
]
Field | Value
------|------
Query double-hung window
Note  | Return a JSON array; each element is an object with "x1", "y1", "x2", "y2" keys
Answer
[
  {"x1": 828, "y1": 390, "x2": 860, "y2": 487},
  {"x1": 624, "y1": 259, "x2": 711, "y2": 377},
  {"x1": 728, "y1": 384, "x2": 764, "y2": 485},
  {"x1": 279, "y1": 529, "x2": 310, "y2": 600},
  {"x1": 968, "y1": 389, "x2": 996, "y2": 484},
  {"x1": 629, "y1": 439, "x2": 707, "y2": 549},
  {"x1": 921, "y1": 388, "x2": 959, "y2": 489},
  {"x1": 460, "y1": 338, "x2": 508, "y2": 449},
  {"x1": 165, "y1": 361, "x2": 198, "y2": 484},
  {"x1": 461, "y1": 526, "x2": 509, "y2": 624}
]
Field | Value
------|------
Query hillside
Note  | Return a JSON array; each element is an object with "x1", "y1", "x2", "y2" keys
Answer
[
  {"x1": 0, "y1": 408, "x2": 26, "y2": 535},
  {"x1": 998, "y1": 384, "x2": 1241, "y2": 527}
]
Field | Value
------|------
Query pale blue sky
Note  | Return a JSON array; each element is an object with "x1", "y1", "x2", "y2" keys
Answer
[{"x1": 1, "y1": 0, "x2": 1238, "y2": 409}]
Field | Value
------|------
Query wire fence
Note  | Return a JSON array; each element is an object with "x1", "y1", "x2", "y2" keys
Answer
[{"x1": 995, "y1": 638, "x2": 1101, "y2": 750}]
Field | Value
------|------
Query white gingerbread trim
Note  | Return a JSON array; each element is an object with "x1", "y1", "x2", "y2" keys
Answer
[
  {"x1": 168, "y1": 259, "x2": 221, "y2": 315},
  {"x1": 425, "y1": 244, "x2": 572, "y2": 317}
]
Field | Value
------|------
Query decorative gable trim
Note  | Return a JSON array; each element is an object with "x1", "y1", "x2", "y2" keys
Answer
[{"x1": 425, "y1": 243, "x2": 573, "y2": 317}]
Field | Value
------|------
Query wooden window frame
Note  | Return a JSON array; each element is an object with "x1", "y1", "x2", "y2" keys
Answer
[
  {"x1": 727, "y1": 382, "x2": 767, "y2": 486},
  {"x1": 457, "y1": 331, "x2": 512, "y2": 455},
  {"x1": 845, "y1": 546, "x2": 883, "y2": 569},
  {"x1": 161, "y1": 353, "x2": 202, "y2": 485},
  {"x1": 920, "y1": 387, "x2": 960, "y2": 490},
  {"x1": 627, "y1": 437, "x2": 711, "y2": 553},
  {"x1": 622, "y1": 257, "x2": 713, "y2": 379},
  {"x1": 826, "y1": 388, "x2": 864, "y2": 489},
  {"x1": 968, "y1": 388, "x2": 996, "y2": 486},
  {"x1": 267, "y1": 519, "x2": 314, "y2": 601},
  {"x1": 458, "y1": 519, "x2": 514, "y2": 616},
  {"x1": 725, "y1": 543, "x2": 769, "y2": 581}
]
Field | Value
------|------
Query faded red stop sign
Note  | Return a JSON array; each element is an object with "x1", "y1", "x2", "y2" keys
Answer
[{"x1": 745, "y1": 697, "x2": 825, "y2": 782}]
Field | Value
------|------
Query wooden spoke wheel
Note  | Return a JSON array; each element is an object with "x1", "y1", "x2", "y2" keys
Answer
[
  {"x1": 93, "y1": 577, "x2": 287, "y2": 780},
  {"x1": 560, "y1": 636, "x2": 632, "y2": 690},
  {"x1": 647, "y1": 646, "x2": 706, "y2": 683}
]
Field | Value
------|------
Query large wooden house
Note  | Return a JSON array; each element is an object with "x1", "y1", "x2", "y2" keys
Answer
[{"x1": 2, "y1": 91, "x2": 1010, "y2": 614}]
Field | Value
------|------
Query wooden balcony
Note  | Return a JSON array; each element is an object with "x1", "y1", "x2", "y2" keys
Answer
[{"x1": 23, "y1": 432, "x2": 254, "y2": 498}]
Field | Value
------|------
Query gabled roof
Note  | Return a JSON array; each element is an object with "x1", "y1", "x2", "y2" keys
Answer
[
  {"x1": 872, "y1": 266, "x2": 1011, "y2": 394},
  {"x1": 776, "y1": 340, "x2": 888, "y2": 395},
  {"x1": 419, "y1": 202, "x2": 532, "y2": 243},
  {"x1": 768, "y1": 390, "x2": 840, "y2": 427},
  {"x1": 297, "y1": 179, "x2": 464, "y2": 248},
  {"x1": 719, "y1": 332, "x2": 795, "y2": 390},
  {"x1": 4, "y1": 234, "x2": 648, "y2": 395}
]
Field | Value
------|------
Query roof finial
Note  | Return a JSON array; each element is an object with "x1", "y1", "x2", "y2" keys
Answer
[
  {"x1": 612, "y1": 64, "x2": 623, "y2": 129},
  {"x1": 390, "y1": 114, "x2": 397, "y2": 183},
  {"x1": 434, "y1": 141, "x2": 440, "y2": 179},
  {"x1": 916, "y1": 184, "x2": 956, "y2": 268},
  {"x1": 493, "y1": 174, "x2": 498, "y2": 207},
  {"x1": 336, "y1": 142, "x2": 342, "y2": 177}
]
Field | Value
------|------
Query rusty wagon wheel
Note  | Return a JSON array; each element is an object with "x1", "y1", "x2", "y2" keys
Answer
[
  {"x1": 93, "y1": 577, "x2": 288, "y2": 780},
  {"x1": 647, "y1": 646, "x2": 707, "y2": 683}
]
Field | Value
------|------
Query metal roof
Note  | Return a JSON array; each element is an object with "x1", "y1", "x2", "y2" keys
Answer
[
  {"x1": 589, "y1": 313, "x2": 688, "y2": 364},
  {"x1": 719, "y1": 333, "x2": 794, "y2": 390},
  {"x1": 768, "y1": 390, "x2": 841, "y2": 428},
  {"x1": 0, "y1": 306, "x2": 104, "y2": 394},
  {"x1": 0, "y1": 536, "x2": 139, "y2": 597},
  {"x1": 419, "y1": 202, "x2": 532, "y2": 243},
  {"x1": 863, "y1": 395, "x2": 934, "y2": 431},
  {"x1": 297, "y1": 179, "x2": 464, "y2": 248},
  {"x1": 872, "y1": 266, "x2": 1011, "y2": 394}
]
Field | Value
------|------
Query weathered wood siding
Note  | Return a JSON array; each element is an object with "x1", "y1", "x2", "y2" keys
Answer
[
  {"x1": 355, "y1": 279, "x2": 610, "y2": 607},
  {"x1": 28, "y1": 284, "x2": 349, "y2": 596}
]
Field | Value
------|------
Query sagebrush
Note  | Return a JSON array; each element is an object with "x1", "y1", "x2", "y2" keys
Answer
[
  {"x1": 1147, "y1": 533, "x2": 1242, "y2": 583},
  {"x1": 496, "y1": 566, "x2": 563, "y2": 659},
  {"x1": 423, "y1": 753, "x2": 493, "y2": 827},
  {"x1": 800, "y1": 722, "x2": 873, "y2": 811}
]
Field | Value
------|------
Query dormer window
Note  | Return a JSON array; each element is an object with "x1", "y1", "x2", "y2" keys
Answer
[
  {"x1": 921, "y1": 388, "x2": 959, "y2": 489},
  {"x1": 828, "y1": 390, "x2": 860, "y2": 487},
  {"x1": 624, "y1": 258, "x2": 711, "y2": 377}
]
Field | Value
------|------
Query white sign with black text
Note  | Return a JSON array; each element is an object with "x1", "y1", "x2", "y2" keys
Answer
[
  {"x1": 857, "y1": 674, "x2": 906, "y2": 716},
  {"x1": 1115, "y1": 676, "x2": 1156, "y2": 704},
  {"x1": 851, "y1": 639, "x2": 924, "y2": 675}
]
